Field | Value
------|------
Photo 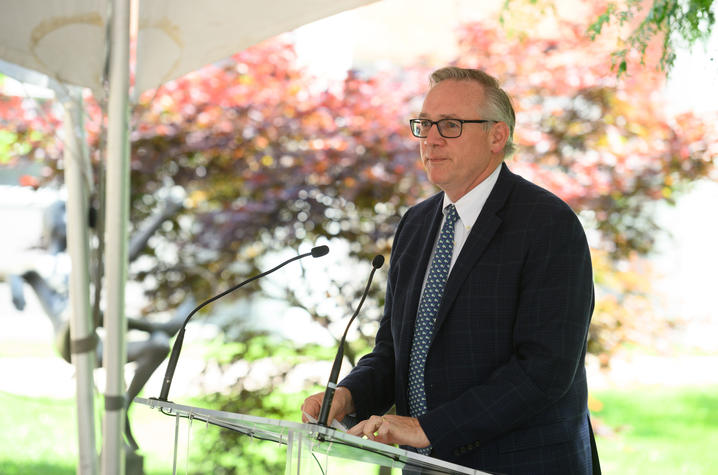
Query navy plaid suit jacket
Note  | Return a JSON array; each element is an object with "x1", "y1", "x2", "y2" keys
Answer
[{"x1": 340, "y1": 163, "x2": 597, "y2": 474}]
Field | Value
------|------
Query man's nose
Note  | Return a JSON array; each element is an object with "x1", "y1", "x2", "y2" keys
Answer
[{"x1": 424, "y1": 122, "x2": 445, "y2": 144}]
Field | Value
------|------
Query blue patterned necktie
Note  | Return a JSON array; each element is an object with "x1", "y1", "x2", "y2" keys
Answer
[{"x1": 408, "y1": 204, "x2": 459, "y2": 455}]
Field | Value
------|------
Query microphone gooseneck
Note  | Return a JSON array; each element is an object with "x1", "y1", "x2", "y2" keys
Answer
[
  {"x1": 155, "y1": 245, "x2": 329, "y2": 402},
  {"x1": 317, "y1": 254, "x2": 384, "y2": 427}
]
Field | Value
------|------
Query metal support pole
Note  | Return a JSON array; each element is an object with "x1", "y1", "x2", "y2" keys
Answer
[
  {"x1": 102, "y1": 0, "x2": 131, "y2": 472},
  {"x1": 61, "y1": 86, "x2": 99, "y2": 475}
]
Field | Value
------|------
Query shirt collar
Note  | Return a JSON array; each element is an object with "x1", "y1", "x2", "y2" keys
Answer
[{"x1": 442, "y1": 163, "x2": 502, "y2": 228}]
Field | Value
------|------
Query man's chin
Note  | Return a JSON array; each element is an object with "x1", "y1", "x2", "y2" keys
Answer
[{"x1": 426, "y1": 168, "x2": 450, "y2": 187}]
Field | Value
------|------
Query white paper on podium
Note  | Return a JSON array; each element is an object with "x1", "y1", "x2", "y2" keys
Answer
[{"x1": 301, "y1": 411, "x2": 348, "y2": 432}]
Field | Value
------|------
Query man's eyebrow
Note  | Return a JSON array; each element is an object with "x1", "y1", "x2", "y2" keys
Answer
[{"x1": 417, "y1": 113, "x2": 459, "y2": 119}]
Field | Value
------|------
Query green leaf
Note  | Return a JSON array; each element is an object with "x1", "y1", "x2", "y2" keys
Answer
[{"x1": 0, "y1": 129, "x2": 18, "y2": 163}]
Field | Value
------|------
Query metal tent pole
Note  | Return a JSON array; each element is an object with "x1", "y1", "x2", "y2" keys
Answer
[
  {"x1": 102, "y1": 0, "x2": 131, "y2": 472},
  {"x1": 61, "y1": 85, "x2": 99, "y2": 475}
]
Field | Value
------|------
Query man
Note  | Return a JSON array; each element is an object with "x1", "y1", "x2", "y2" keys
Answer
[{"x1": 302, "y1": 67, "x2": 599, "y2": 474}]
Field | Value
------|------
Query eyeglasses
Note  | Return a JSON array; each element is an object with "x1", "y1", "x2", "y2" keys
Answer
[{"x1": 409, "y1": 118, "x2": 495, "y2": 139}]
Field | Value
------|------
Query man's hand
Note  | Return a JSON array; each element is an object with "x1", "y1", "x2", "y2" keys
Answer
[
  {"x1": 301, "y1": 386, "x2": 355, "y2": 425},
  {"x1": 348, "y1": 414, "x2": 430, "y2": 449}
]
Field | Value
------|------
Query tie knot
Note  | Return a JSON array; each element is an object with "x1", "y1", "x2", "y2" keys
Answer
[{"x1": 444, "y1": 204, "x2": 458, "y2": 225}]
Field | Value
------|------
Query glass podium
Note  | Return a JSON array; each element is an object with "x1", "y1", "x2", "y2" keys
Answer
[{"x1": 135, "y1": 397, "x2": 488, "y2": 474}]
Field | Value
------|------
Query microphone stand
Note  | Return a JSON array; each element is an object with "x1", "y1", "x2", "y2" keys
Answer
[
  {"x1": 316, "y1": 255, "x2": 384, "y2": 427},
  {"x1": 154, "y1": 245, "x2": 329, "y2": 402}
]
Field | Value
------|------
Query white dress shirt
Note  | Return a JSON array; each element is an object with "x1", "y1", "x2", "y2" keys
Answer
[{"x1": 420, "y1": 164, "x2": 502, "y2": 292}]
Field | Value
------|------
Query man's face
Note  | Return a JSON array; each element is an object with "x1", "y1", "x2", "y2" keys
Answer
[{"x1": 419, "y1": 79, "x2": 506, "y2": 202}]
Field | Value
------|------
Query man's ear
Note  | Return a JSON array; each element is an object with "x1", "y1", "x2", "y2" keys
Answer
[{"x1": 490, "y1": 122, "x2": 510, "y2": 154}]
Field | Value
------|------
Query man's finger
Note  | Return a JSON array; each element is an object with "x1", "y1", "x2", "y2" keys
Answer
[
  {"x1": 363, "y1": 415, "x2": 383, "y2": 438},
  {"x1": 376, "y1": 419, "x2": 390, "y2": 438},
  {"x1": 300, "y1": 392, "x2": 324, "y2": 422},
  {"x1": 348, "y1": 420, "x2": 366, "y2": 437}
]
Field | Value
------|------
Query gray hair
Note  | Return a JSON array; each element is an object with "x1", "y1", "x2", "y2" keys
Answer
[{"x1": 430, "y1": 66, "x2": 516, "y2": 157}]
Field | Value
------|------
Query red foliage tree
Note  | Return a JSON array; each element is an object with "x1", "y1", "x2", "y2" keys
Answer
[{"x1": 1, "y1": 5, "x2": 716, "y2": 363}]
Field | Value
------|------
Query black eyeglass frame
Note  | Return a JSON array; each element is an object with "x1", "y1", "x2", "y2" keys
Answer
[{"x1": 409, "y1": 118, "x2": 496, "y2": 138}]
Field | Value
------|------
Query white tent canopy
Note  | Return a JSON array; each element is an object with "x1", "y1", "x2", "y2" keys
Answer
[
  {"x1": 1, "y1": 0, "x2": 373, "y2": 95},
  {"x1": 0, "y1": 1, "x2": 376, "y2": 473}
]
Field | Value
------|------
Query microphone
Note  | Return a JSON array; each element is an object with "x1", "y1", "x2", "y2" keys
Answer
[
  {"x1": 316, "y1": 254, "x2": 384, "y2": 427},
  {"x1": 155, "y1": 245, "x2": 329, "y2": 401}
]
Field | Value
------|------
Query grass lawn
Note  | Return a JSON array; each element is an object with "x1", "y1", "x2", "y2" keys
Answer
[
  {"x1": 591, "y1": 385, "x2": 718, "y2": 474},
  {"x1": 0, "y1": 391, "x2": 176, "y2": 475},
  {"x1": 0, "y1": 391, "x2": 82, "y2": 475},
  {"x1": 1, "y1": 385, "x2": 716, "y2": 473}
]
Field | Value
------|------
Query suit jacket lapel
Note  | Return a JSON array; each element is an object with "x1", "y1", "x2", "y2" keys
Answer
[{"x1": 431, "y1": 163, "x2": 516, "y2": 341}]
